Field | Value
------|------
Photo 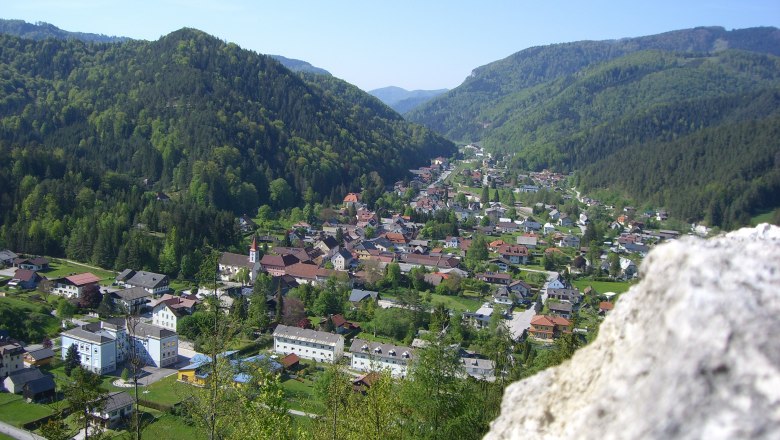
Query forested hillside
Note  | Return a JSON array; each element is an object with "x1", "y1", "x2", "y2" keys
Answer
[
  {"x1": 0, "y1": 29, "x2": 454, "y2": 272},
  {"x1": 0, "y1": 18, "x2": 128, "y2": 43},
  {"x1": 408, "y1": 26, "x2": 780, "y2": 140},
  {"x1": 408, "y1": 27, "x2": 780, "y2": 228}
]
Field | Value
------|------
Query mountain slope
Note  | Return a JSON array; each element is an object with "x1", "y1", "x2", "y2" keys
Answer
[
  {"x1": 0, "y1": 28, "x2": 454, "y2": 270},
  {"x1": 269, "y1": 54, "x2": 331, "y2": 75},
  {"x1": 370, "y1": 86, "x2": 448, "y2": 114},
  {"x1": 408, "y1": 26, "x2": 780, "y2": 141},
  {"x1": 0, "y1": 18, "x2": 128, "y2": 43},
  {"x1": 407, "y1": 27, "x2": 780, "y2": 228}
]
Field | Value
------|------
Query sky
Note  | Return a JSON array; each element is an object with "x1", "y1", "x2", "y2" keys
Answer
[{"x1": 2, "y1": 0, "x2": 779, "y2": 91}]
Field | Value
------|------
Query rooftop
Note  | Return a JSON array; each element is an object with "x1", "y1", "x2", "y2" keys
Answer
[{"x1": 273, "y1": 324, "x2": 343, "y2": 346}]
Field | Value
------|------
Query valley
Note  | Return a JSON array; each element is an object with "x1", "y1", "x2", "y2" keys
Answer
[{"x1": 0, "y1": 18, "x2": 778, "y2": 440}]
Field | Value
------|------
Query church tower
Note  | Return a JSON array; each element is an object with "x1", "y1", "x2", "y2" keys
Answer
[{"x1": 249, "y1": 235, "x2": 258, "y2": 264}]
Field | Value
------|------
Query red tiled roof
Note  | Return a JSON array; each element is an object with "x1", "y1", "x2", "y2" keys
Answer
[
  {"x1": 65, "y1": 272, "x2": 100, "y2": 286},
  {"x1": 599, "y1": 301, "x2": 614, "y2": 311},
  {"x1": 260, "y1": 254, "x2": 300, "y2": 268},
  {"x1": 497, "y1": 244, "x2": 529, "y2": 256},
  {"x1": 343, "y1": 193, "x2": 360, "y2": 203},
  {"x1": 13, "y1": 268, "x2": 37, "y2": 282},
  {"x1": 280, "y1": 353, "x2": 300, "y2": 369},
  {"x1": 285, "y1": 262, "x2": 320, "y2": 279}
]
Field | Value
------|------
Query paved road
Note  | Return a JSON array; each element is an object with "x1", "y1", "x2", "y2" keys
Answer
[
  {"x1": 506, "y1": 270, "x2": 558, "y2": 340},
  {"x1": 0, "y1": 420, "x2": 46, "y2": 440}
]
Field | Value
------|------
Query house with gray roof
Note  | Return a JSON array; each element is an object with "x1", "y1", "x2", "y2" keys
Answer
[
  {"x1": 3, "y1": 367, "x2": 47, "y2": 393},
  {"x1": 0, "y1": 249, "x2": 18, "y2": 266},
  {"x1": 272, "y1": 325, "x2": 344, "y2": 363},
  {"x1": 349, "y1": 289, "x2": 379, "y2": 305},
  {"x1": 547, "y1": 288, "x2": 582, "y2": 305},
  {"x1": 460, "y1": 356, "x2": 496, "y2": 381},
  {"x1": 116, "y1": 269, "x2": 170, "y2": 296},
  {"x1": 111, "y1": 286, "x2": 154, "y2": 313},
  {"x1": 91, "y1": 391, "x2": 134, "y2": 428},
  {"x1": 350, "y1": 338, "x2": 414, "y2": 377},
  {"x1": 548, "y1": 301, "x2": 574, "y2": 319},
  {"x1": 23, "y1": 374, "x2": 56, "y2": 402}
]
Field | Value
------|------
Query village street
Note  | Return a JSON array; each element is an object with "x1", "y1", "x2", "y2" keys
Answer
[{"x1": 506, "y1": 270, "x2": 558, "y2": 339}]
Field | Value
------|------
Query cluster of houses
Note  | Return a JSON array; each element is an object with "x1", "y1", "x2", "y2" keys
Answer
[{"x1": 0, "y1": 338, "x2": 56, "y2": 403}]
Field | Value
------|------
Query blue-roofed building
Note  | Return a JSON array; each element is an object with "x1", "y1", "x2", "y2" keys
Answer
[{"x1": 177, "y1": 351, "x2": 280, "y2": 386}]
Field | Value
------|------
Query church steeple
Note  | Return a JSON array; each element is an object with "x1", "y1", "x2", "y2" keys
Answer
[{"x1": 249, "y1": 235, "x2": 258, "y2": 264}]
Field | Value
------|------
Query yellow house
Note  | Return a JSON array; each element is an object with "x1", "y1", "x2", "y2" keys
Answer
[{"x1": 177, "y1": 351, "x2": 281, "y2": 387}]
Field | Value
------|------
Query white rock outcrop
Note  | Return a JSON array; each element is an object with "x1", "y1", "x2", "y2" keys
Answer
[{"x1": 486, "y1": 224, "x2": 780, "y2": 440}]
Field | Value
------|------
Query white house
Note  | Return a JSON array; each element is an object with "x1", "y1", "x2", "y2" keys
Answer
[
  {"x1": 331, "y1": 248, "x2": 353, "y2": 271},
  {"x1": 0, "y1": 341, "x2": 25, "y2": 379},
  {"x1": 464, "y1": 303, "x2": 496, "y2": 329},
  {"x1": 492, "y1": 287, "x2": 514, "y2": 306},
  {"x1": 349, "y1": 338, "x2": 414, "y2": 378},
  {"x1": 150, "y1": 295, "x2": 197, "y2": 332},
  {"x1": 92, "y1": 391, "x2": 134, "y2": 428},
  {"x1": 546, "y1": 277, "x2": 567, "y2": 290},
  {"x1": 460, "y1": 356, "x2": 495, "y2": 381},
  {"x1": 272, "y1": 325, "x2": 344, "y2": 363},
  {"x1": 52, "y1": 273, "x2": 101, "y2": 299}
]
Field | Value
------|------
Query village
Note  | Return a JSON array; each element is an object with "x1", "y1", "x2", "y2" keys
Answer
[{"x1": 0, "y1": 144, "x2": 698, "y2": 437}]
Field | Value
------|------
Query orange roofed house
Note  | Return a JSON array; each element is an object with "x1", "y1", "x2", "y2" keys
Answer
[
  {"x1": 529, "y1": 315, "x2": 571, "y2": 341},
  {"x1": 343, "y1": 192, "x2": 361, "y2": 208},
  {"x1": 52, "y1": 273, "x2": 101, "y2": 299}
]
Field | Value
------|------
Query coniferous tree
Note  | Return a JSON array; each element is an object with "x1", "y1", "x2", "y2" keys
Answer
[{"x1": 64, "y1": 344, "x2": 80, "y2": 376}]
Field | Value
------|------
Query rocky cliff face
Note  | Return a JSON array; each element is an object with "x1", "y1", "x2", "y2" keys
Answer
[{"x1": 486, "y1": 224, "x2": 780, "y2": 440}]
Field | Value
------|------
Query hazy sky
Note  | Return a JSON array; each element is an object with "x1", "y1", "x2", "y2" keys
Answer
[{"x1": 3, "y1": 0, "x2": 779, "y2": 91}]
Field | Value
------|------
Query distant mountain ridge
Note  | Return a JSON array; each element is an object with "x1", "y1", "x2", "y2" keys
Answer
[
  {"x1": 269, "y1": 55, "x2": 331, "y2": 75},
  {"x1": 407, "y1": 26, "x2": 780, "y2": 228},
  {"x1": 408, "y1": 26, "x2": 780, "y2": 141},
  {"x1": 0, "y1": 18, "x2": 128, "y2": 43},
  {"x1": 370, "y1": 86, "x2": 448, "y2": 114}
]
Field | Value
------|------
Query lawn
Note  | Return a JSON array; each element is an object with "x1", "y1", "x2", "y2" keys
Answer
[
  {"x1": 142, "y1": 411, "x2": 205, "y2": 439},
  {"x1": 139, "y1": 373, "x2": 188, "y2": 406},
  {"x1": 0, "y1": 393, "x2": 55, "y2": 427},
  {"x1": 42, "y1": 259, "x2": 117, "y2": 286},
  {"x1": 282, "y1": 377, "x2": 324, "y2": 415},
  {"x1": 572, "y1": 279, "x2": 635, "y2": 295},
  {"x1": 428, "y1": 293, "x2": 484, "y2": 313},
  {"x1": 0, "y1": 433, "x2": 14, "y2": 440},
  {"x1": 751, "y1": 208, "x2": 778, "y2": 226}
]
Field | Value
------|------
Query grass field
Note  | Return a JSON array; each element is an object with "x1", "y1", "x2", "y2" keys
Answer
[
  {"x1": 428, "y1": 293, "x2": 484, "y2": 313},
  {"x1": 140, "y1": 373, "x2": 188, "y2": 406},
  {"x1": 0, "y1": 393, "x2": 55, "y2": 427},
  {"x1": 572, "y1": 279, "x2": 635, "y2": 295},
  {"x1": 282, "y1": 377, "x2": 324, "y2": 415},
  {"x1": 142, "y1": 411, "x2": 205, "y2": 439},
  {"x1": 751, "y1": 209, "x2": 778, "y2": 226},
  {"x1": 43, "y1": 259, "x2": 117, "y2": 286}
]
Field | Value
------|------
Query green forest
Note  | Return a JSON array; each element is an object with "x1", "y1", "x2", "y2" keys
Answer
[
  {"x1": 408, "y1": 27, "x2": 780, "y2": 228},
  {"x1": 0, "y1": 29, "x2": 454, "y2": 270}
]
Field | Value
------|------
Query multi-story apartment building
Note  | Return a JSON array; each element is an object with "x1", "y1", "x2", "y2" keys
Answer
[
  {"x1": 0, "y1": 341, "x2": 25, "y2": 379},
  {"x1": 349, "y1": 338, "x2": 414, "y2": 378},
  {"x1": 60, "y1": 318, "x2": 178, "y2": 374},
  {"x1": 272, "y1": 325, "x2": 344, "y2": 363}
]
